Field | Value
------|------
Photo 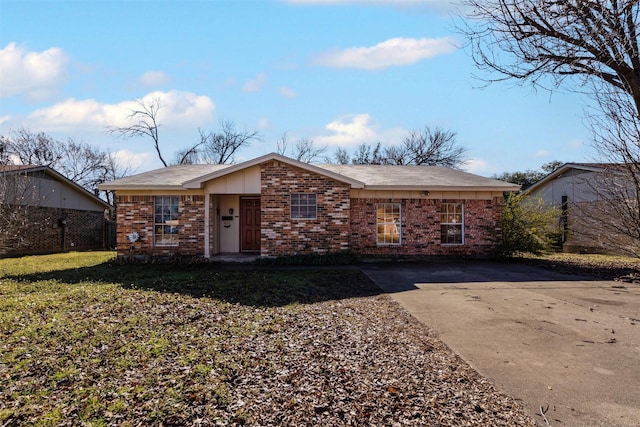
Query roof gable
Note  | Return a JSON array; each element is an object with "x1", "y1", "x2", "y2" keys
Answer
[
  {"x1": 2, "y1": 165, "x2": 112, "y2": 209},
  {"x1": 182, "y1": 153, "x2": 365, "y2": 189},
  {"x1": 524, "y1": 163, "x2": 611, "y2": 195}
]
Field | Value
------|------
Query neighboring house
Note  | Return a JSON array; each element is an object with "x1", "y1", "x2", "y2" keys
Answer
[
  {"x1": 0, "y1": 165, "x2": 113, "y2": 257},
  {"x1": 524, "y1": 162, "x2": 627, "y2": 254},
  {"x1": 99, "y1": 153, "x2": 519, "y2": 259}
]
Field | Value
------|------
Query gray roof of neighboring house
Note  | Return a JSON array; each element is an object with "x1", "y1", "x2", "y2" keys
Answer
[
  {"x1": 1, "y1": 164, "x2": 112, "y2": 209},
  {"x1": 99, "y1": 153, "x2": 520, "y2": 192},
  {"x1": 523, "y1": 162, "x2": 618, "y2": 195}
]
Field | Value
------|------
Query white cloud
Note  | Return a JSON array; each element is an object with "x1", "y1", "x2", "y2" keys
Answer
[
  {"x1": 534, "y1": 149, "x2": 550, "y2": 158},
  {"x1": 111, "y1": 148, "x2": 154, "y2": 172},
  {"x1": 256, "y1": 117, "x2": 270, "y2": 130},
  {"x1": 279, "y1": 86, "x2": 297, "y2": 99},
  {"x1": 0, "y1": 42, "x2": 68, "y2": 100},
  {"x1": 315, "y1": 114, "x2": 379, "y2": 146},
  {"x1": 242, "y1": 73, "x2": 267, "y2": 93},
  {"x1": 463, "y1": 158, "x2": 493, "y2": 175},
  {"x1": 27, "y1": 90, "x2": 216, "y2": 131},
  {"x1": 314, "y1": 37, "x2": 457, "y2": 70},
  {"x1": 139, "y1": 71, "x2": 171, "y2": 86}
]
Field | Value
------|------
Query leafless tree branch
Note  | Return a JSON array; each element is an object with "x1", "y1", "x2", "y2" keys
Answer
[{"x1": 108, "y1": 97, "x2": 168, "y2": 167}]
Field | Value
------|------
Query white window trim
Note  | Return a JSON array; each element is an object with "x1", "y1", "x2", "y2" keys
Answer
[
  {"x1": 376, "y1": 203, "x2": 402, "y2": 246},
  {"x1": 440, "y1": 202, "x2": 464, "y2": 246},
  {"x1": 154, "y1": 196, "x2": 180, "y2": 247}
]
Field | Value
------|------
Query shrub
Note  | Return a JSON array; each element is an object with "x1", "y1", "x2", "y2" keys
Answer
[{"x1": 497, "y1": 193, "x2": 560, "y2": 258}]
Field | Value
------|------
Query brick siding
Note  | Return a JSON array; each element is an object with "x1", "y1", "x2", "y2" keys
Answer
[
  {"x1": 112, "y1": 169, "x2": 504, "y2": 259},
  {"x1": 260, "y1": 160, "x2": 351, "y2": 257},
  {"x1": 1, "y1": 206, "x2": 107, "y2": 257},
  {"x1": 350, "y1": 197, "x2": 503, "y2": 257},
  {"x1": 115, "y1": 194, "x2": 205, "y2": 258}
]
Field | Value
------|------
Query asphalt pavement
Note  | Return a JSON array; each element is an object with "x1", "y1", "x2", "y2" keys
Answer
[{"x1": 363, "y1": 261, "x2": 640, "y2": 427}]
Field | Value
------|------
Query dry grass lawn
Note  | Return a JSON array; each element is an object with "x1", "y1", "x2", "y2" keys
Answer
[{"x1": 1, "y1": 252, "x2": 536, "y2": 426}]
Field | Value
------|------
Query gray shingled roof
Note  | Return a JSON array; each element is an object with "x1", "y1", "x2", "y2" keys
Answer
[
  {"x1": 100, "y1": 154, "x2": 519, "y2": 192},
  {"x1": 101, "y1": 164, "x2": 232, "y2": 189},
  {"x1": 318, "y1": 164, "x2": 516, "y2": 189}
]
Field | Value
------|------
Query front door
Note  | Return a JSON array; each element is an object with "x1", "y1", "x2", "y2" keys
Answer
[{"x1": 240, "y1": 198, "x2": 261, "y2": 252}]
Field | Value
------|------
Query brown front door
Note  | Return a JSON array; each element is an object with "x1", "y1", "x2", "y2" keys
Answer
[{"x1": 240, "y1": 198, "x2": 261, "y2": 252}]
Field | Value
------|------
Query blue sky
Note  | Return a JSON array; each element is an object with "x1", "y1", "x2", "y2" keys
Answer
[{"x1": 1, "y1": 0, "x2": 593, "y2": 176}]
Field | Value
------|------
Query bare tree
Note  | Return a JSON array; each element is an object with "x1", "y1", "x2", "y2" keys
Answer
[
  {"x1": 394, "y1": 127, "x2": 466, "y2": 168},
  {"x1": 108, "y1": 97, "x2": 168, "y2": 167},
  {"x1": 275, "y1": 133, "x2": 328, "y2": 163},
  {"x1": 493, "y1": 160, "x2": 563, "y2": 190},
  {"x1": 0, "y1": 167, "x2": 49, "y2": 255},
  {"x1": 459, "y1": 0, "x2": 640, "y2": 107},
  {"x1": 460, "y1": 0, "x2": 640, "y2": 253},
  {"x1": 566, "y1": 165, "x2": 640, "y2": 256},
  {"x1": 333, "y1": 147, "x2": 351, "y2": 164},
  {"x1": 1, "y1": 128, "x2": 131, "y2": 203},
  {"x1": 97, "y1": 152, "x2": 135, "y2": 206},
  {"x1": 276, "y1": 132, "x2": 289, "y2": 156},
  {"x1": 351, "y1": 143, "x2": 383, "y2": 165},
  {"x1": 0, "y1": 128, "x2": 64, "y2": 166},
  {"x1": 291, "y1": 138, "x2": 328, "y2": 163},
  {"x1": 345, "y1": 127, "x2": 466, "y2": 167},
  {"x1": 197, "y1": 119, "x2": 260, "y2": 164},
  {"x1": 172, "y1": 143, "x2": 204, "y2": 165}
]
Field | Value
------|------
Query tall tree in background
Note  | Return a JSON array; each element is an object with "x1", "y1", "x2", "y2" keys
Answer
[
  {"x1": 460, "y1": 0, "x2": 640, "y2": 101},
  {"x1": 383, "y1": 127, "x2": 466, "y2": 167},
  {"x1": 195, "y1": 119, "x2": 260, "y2": 164},
  {"x1": 291, "y1": 138, "x2": 328, "y2": 163},
  {"x1": 108, "y1": 97, "x2": 168, "y2": 167},
  {"x1": 0, "y1": 128, "x2": 131, "y2": 204},
  {"x1": 333, "y1": 147, "x2": 351, "y2": 165},
  {"x1": 276, "y1": 133, "x2": 328, "y2": 163},
  {"x1": 335, "y1": 126, "x2": 466, "y2": 168},
  {"x1": 351, "y1": 143, "x2": 383, "y2": 165},
  {"x1": 460, "y1": 0, "x2": 640, "y2": 253},
  {"x1": 494, "y1": 160, "x2": 563, "y2": 190}
]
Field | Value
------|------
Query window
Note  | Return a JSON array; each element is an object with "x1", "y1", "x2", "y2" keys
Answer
[
  {"x1": 377, "y1": 203, "x2": 401, "y2": 245},
  {"x1": 440, "y1": 202, "x2": 463, "y2": 245},
  {"x1": 154, "y1": 196, "x2": 179, "y2": 246},
  {"x1": 291, "y1": 193, "x2": 317, "y2": 219}
]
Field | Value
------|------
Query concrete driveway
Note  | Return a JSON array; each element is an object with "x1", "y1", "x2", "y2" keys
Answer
[{"x1": 363, "y1": 261, "x2": 640, "y2": 427}]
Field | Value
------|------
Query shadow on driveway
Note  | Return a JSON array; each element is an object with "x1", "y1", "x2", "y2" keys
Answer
[{"x1": 362, "y1": 260, "x2": 600, "y2": 292}]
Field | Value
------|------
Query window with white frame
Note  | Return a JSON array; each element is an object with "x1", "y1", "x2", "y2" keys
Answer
[
  {"x1": 154, "y1": 196, "x2": 179, "y2": 246},
  {"x1": 377, "y1": 203, "x2": 401, "y2": 245},
  {"x1": 291, "y1": 193, "x2": 317, "y2": 219},
  {"x1": 440, "y1": 202, "x2": 463, "y2": 245}
]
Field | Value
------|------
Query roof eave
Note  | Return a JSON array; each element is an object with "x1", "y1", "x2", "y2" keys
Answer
[
  {"x1": 523, "y1": 163, "x2": 604, "y2": 195},
  {"x1": 98, "y1": 184, "x2": 185, "y2": 191},
  {"x1": 363, "y1": 185, "x2": 520, "y2": 192},
  {"x1": 40, "y1": 167, "x2": 112, "y2": 208}
]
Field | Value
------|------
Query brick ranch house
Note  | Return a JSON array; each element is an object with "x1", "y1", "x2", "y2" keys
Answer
[{"x1": 99, "y1": 153, "x2": 519, "y2": 259}]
